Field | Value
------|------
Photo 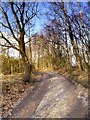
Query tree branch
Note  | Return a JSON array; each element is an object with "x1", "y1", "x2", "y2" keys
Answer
[
  {"x1": 0, "y1": 43, "x2": 12, "y2": 48},
  {"x1": 0, "y1": 5, "x2": 19, "y2": 42},
  {"x1": 9, "y1": 2, "x2": 21, "y2": 30},
  {"x1": 0, "y1": 31, "x2": 19, "y2": 51},
  {"x1": 0, "y1": 22, "x2": 9, "y2": 29}
]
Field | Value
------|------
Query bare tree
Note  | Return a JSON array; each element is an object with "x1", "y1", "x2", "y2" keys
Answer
[{"x1": 0, "y1": 2, "x2": 38, "y2": 82}]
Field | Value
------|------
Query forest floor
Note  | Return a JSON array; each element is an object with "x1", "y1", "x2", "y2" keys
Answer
[
  {"x1": 1, "y1": 72, "x2": 43, "y2": 117},
  {"x1": 1, "y1": 71, "x2": 89, "y2": 118}
]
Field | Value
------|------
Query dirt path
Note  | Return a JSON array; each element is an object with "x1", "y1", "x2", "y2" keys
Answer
[{"x1": 5, "y1": 72, "x2": 88, "y2": 118}]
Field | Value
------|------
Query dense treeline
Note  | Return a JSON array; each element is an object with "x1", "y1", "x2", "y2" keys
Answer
[
  {"x1": 1, "y1": 54, "x2": 24, "y2": 74},
  {"x1": 26, "y1": 2, "x2": 89, "y2": 73}
]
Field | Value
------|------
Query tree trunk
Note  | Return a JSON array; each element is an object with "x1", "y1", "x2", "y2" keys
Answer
[
  {"x1": 23, "y1": 61, "x2": 32, "y2": 83},
  {"x1": 29, "y1": 40, "x2": 32, "y2": 64},
  {"x1": 19, "y1": 32, "x2": 32, "y2": 83}
]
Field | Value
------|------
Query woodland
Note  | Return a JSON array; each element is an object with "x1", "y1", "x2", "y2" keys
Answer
[{"x1": 0, "y1": 2, "x2": 89, "y2": 117}]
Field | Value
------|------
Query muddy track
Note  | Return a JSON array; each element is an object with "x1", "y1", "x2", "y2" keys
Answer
[{"x1": 4, "y1": 72, "x2": 88, "y2": 118}]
